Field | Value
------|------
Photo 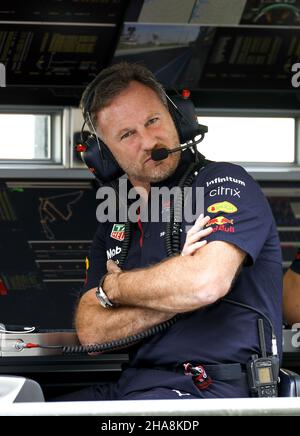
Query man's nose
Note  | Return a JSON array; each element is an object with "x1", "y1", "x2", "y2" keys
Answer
[{"x1": 139, "y1": 128, "x2": 156, "y2": 151}]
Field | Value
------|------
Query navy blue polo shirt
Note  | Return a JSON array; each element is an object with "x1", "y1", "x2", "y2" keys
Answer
[
  {"x1": 290, "y1": 250, "x2": 300, "y2": 274},
  {"x1": 82, "y1": 150, "x2": 282, "y2": 397}
]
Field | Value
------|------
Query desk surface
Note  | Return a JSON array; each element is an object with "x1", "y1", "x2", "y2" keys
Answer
[{"x1": 0, "y1": 329, "x2": 300, "y2": 378}]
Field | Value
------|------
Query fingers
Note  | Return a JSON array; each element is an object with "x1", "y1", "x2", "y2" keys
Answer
[
  {"x1": 106, "y1": 259, "x2": 122, "y2": 273},
  {"x1": 187, "y1": 214, "x2": 211, "y2": 236},
  {"x1": 187, "y1": 226, "x2": 213, "y2": 245},
  {"x1": 182, "y1": 240, "x2": 208, "y2": 256},
  {"x1": 181, "y1": 214, "x2": 213, "y2": 256}
]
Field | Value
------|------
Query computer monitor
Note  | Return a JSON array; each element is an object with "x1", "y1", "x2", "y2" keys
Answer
[{"x1": 0, "y1": 180, "x2": 98, "y2": 329}]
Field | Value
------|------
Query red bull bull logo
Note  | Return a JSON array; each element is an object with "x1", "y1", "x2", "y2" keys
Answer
[
  {"x1": 206, "y1": 216, "x2": 234, "y2": 226},
  {"x1": 206, "y1": 216, "x2": 235, "y2": 233}
]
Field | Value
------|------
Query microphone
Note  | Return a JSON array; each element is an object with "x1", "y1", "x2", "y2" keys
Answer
[{"x1": 151, "y1": 143, "x2": 192, "y2": 162}]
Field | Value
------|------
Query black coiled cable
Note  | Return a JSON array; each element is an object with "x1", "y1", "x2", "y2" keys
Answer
[
  {"x1": 63, "y1": 152, "x2": 210, "y2": 354},
  {"x1": 118, "y1": 220, "x2": 132, "y2": 267},
  {"x1": 63, "y1": 317, "x2": 178, "y2": 354},
  {"x1": 165, "y1": 150, "x2": 208, "y2": 255},
  {"x1": 165, "y1": 163, "x2": 195, "y2": 256}
]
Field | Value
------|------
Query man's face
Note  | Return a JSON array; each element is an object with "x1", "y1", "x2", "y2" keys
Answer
[{"x1": 96, "y1": 81, "x2": 180, "y2": 184}]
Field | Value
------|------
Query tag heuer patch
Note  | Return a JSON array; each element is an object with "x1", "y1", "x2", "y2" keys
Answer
[{"x1": 111, "y1": 224, "x2": 125, "y2": 241}]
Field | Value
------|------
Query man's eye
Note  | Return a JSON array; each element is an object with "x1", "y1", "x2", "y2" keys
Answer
[
  {"x1": 147, "y1": 117, "x2": 158, "y2": 126},
  {"x1": 121, "y1": 131, "x2": 134, "y2": 141}
]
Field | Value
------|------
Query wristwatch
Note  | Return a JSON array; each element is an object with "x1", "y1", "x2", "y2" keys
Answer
[{"x1": 96, "y1": 273, "x2": 114, "y2": 308}]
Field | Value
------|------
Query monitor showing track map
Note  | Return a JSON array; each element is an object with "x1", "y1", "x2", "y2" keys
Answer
[{"x1": 0, "y1": 180, "x2": 98, "y2": 329}]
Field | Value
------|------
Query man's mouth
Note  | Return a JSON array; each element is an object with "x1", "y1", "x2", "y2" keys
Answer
[{"x1": 144, "y1": 156, "x2": 153, "y2": 164}]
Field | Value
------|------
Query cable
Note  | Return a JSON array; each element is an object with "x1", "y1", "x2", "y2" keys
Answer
[
  {"x1": 222, "y1": 298, "x2": 278, "y2": 356},
  {"x1": 7, "y1": 152, "x2": 278, "y2": 357},
  {"x1": 14, "y1": 341, "x2": 62, "y2": 351},
  {"x1": 60, "y1": 153, "x2": 206, "y2": 354},
  {"x1": 222, "y1": 298, "x2": 275, "y2": 336},
  {"x1": 165, "y1": 145, "x2": 211, "y2": 256},
  {"x1": 61, "y1": 150, "x2": 213, "y2": 354},
  {"x1": 62, "y1": 317, "x2": 178, "y2": 354}
]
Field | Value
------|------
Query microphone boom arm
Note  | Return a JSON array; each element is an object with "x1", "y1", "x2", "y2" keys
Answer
[{"x1": 151, "y1": 133, "x2": 206, "y2": 162}]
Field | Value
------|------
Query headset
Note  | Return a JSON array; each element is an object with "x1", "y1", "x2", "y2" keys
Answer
[{"x1": 76, "y1": 73, "x2": 208, "y2": 185}]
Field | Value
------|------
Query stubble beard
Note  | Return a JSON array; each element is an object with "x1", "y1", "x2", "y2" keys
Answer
[{"x1": 122, "y1": 151, "x2": 180, "y2": 183}]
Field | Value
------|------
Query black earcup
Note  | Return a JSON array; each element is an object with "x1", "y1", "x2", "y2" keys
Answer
[
  {"x1": 168, "y1": 96, "x2": 200, "y2": 144},
  {"x1": 80, "y1": 135, "x2": 124, "y2": 183}
]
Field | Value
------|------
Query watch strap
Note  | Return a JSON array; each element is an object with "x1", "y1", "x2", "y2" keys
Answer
[{"x1": 96, "y1": 273, "x2": 114, "y2": 308}]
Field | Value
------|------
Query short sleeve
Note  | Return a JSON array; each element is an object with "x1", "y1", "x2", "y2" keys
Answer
[
  {"x1": 290, "y1": 250, "x2": 300, "y2": 274},
  {"x1": 81, "y1": 224, "x2": 107, "y2": 295},
  {"x1": 198, "y1": 162, "x2": 273, "y2": 266}
]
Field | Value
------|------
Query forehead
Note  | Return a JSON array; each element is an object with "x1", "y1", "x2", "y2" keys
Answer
[{"x1": 96, "y1": 81, "x2": 167, "y2": 127}]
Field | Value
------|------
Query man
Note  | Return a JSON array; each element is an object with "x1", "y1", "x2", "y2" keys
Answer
[
  {"x1": 283, "y1": 250, "x2": 300, "y2": 325},
  {"x1": 72, "y1": 62, "x2": 282, "y2": 400}
]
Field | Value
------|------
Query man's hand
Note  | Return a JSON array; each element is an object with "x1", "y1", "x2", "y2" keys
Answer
[
  {"x1": 181, "y1": 214, "x2": 213, "y2": 256},
  {"x1": 103, "y1": 215, "x2": 213, "y2": 301},
  {"x1": 102, "y1": 259, "x2": 122, "y2": 300},
  {"x1": 107, "y1": 259, "x2": 122, "y2": 274}
]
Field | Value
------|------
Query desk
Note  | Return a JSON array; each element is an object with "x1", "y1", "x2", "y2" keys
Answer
[
  {"x1": 0, "y1": 353, "x2": 128, "y2": 399},
  {"x1": 1, "y1": 329, "x2": 300, "y2": 400}
]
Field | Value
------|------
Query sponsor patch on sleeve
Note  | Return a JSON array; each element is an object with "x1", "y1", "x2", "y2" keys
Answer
[
  {"x1": 206, "y1": 216, "x2": 235, "y2": 233},
  {"x1": 207, "y1": 201, "x2": 237, "y2": 214}
]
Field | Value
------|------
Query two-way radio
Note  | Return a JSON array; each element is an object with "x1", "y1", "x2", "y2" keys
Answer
[{"x1": 247, "y1": 319, "x2": 280, "y2": 397}]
